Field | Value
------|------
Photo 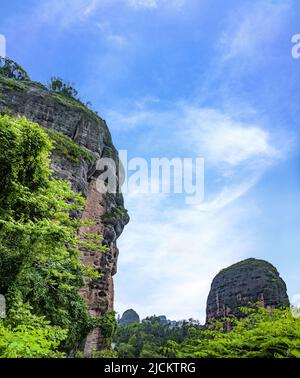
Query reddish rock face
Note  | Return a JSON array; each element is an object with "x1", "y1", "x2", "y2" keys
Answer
[
  {"x1": 0, "y1": 75, "x2": 129, "y2": 355},
  {"x1": 79, "y1": 179, "x2": 121, "y2": 356},
  {"x1": 206, "y1": 258, "x2": 290, "y2": 324}
]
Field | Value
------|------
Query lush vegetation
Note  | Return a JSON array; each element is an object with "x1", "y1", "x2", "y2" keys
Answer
[
  {"x1": 48, "y1": 77, "x2": 79, "y2": 100},
  {"x1": 114, "y1": 308, "x2": 300, "y2": 358},
  {"x1": 167, "y1": 307, "x2": 300, "y2": 358},
  {"x1": 0, "y1": 57, "x2": 29, "y2": 81},
  {"x1": 114, "y1": 316, "x2": 203, "y2": 358},
  {"x1": 1, "y1": 63, "x2": 299, "y2": 359},
  {"x1": 0, "y1": 114, "x2": 108, "y2": 357},
  {"x1": 48, "y1": 77, "x2": 98, "y2": 118}
]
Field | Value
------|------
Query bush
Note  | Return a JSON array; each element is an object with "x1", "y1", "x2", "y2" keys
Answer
[
  {"x1": 0, "y1": 57, "x2": 29, "y2": 80},
  {"x1": 167, "y1": 307, "x2": 300, "y2": 358},
  {"x1": 0, "y1": 114, "x2": 106, "y2": 353},
  {"x1": 48, "y1": 77, "x2": 78, "y2": 99}
]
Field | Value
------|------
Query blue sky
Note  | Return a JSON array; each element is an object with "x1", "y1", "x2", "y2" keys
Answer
[{"x1": 1, "y1": 0, "x2": 300, "y2": 322}]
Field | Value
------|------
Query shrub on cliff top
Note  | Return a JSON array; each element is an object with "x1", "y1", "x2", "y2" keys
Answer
[
  {"x1": 48, "y1": 76, "x2": 78, "y2": 99},
  {"x1": 0, "y1": 57, "x2": 29, "y2": 81}
]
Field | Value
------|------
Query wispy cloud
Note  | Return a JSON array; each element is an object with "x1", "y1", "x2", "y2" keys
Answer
[
  {"x1": 126, "y1": 0, "x2": 186, "y2": 9},
  {"x1": 116, "y1": 189, "x2": 257, "y2": 321},
  {"x1": 112, "y1": 99, "x2": 292, "y2": 320},
  {"x1": 34, "y1": 0, "x2": 186, "y2": 28},
  {"x1": 97, "y1": 22, "x2": 128, "y2": 47},
  {"x1": 219, "y1": 0, "x2": 291, "y2": 61},
  {"x1": 107, "y1": 100, "x2": 291, "y2": 213},
  {"x1": 126, "y1": 0, "x2": 160, "y2": 8},
  {"x1": 183, "y1": 107, "x2": 280, "y2": 167},
  {"x1": 37, "y1": 0, "x2": 101, "y2": 27}
]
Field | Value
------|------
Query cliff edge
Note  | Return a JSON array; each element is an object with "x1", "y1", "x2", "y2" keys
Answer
[{"x1": 0, "y1": 59, "x2": 129, "y2": 355}]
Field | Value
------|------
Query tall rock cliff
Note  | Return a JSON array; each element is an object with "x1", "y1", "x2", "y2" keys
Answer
[
  {"x1": 206, "y1": 258, "x2": 290, "y2": 323},
  {"x1": 0, "y1": 63, "x2": 129, "y2": 355}
]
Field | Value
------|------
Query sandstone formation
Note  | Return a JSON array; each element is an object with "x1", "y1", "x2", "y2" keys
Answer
[
  {"x1": 119, "y1": 309, "x2": 140, "y2": 326},
  {"x1": 0, "y1": 63, "x2": 129, "y2": 355},
  {"x1": 206, "y1": 258, "x2": 290, "y2": 323}
]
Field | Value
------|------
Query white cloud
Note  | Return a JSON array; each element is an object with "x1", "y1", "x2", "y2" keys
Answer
[
  {"x1": 183, "y1": 107, "x2": 279, "y2": 167},
  {"x1": 107, "y1": 102, "x2": 284, "y2": 186},
  {"x1": 115, "y1": 189, "x2": 256, "y2": 321},
  {"x1": 108, "y1": 102, "x2": 287, "y2": 214},
  {"x1": 113, "y1": 100, "x2": 290, "y2": 321}
]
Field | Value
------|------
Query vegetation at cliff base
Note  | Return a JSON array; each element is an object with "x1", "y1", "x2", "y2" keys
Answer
[
  {"x1": 0, "y1": 114, "x2": 106, "y2": 357},
  {"x1": 168, "y1": 307, "x2": 300, "y2": 358},
  {"x1": 114, "y1": 307, "x2": 300, "y2": 358}
]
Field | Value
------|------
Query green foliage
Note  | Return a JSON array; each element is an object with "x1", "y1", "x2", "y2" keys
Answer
[
  {"x1": 0, "y1": 76, "x2": 26, "y2": 92},
  {"x1": 48, "y1": 77, "x2": 102, "y2": 126},
  {"x1": 166, "y1": 307, "x2": 300, "y2": 358},
  {"x1": 103, "y1": 206, "x2": 128, "y2": 222},
  {"x1": 90, "y1": 349, "x2": 118, "y2": 358},
  {"x1": 0, "y1": 106, "x2": 14, "y2": 117},
  {"x1": 0, "y1": 67, "x2": 106, "y2": 134},
  {"x1": 48, "y1": 77, "x2": 94, "y2": 112},
  {"x1": 0, "y1": 114, "x2": 106, "y2": 355},
  {"x1": 51, "y1": 90, "x2": 105, "y2": 127},
  {"x1": 0, "y1": 58, "x2": 29, "y2": 81},
  {"x1": 44, "y1": 128, "x2": 95, "y2": 165},
  {"x1": 114, "y1": 309, "x2": 300, "y2": 359},
  {"x1": 0, "y1": 301, "x2": 67, "y2": 358},
  {"x1": 96, "y1": 312, "x2": 118, "y2": 340},
  {"x1": 0, "y1": 75, "x2": 48, "y2": 98},
  {"x1": 48, "y1": 77, "x2": 78, "y2": 99},
  {"x1": 114, "y1": 316, "x2": 202, "y2": 358},
  {"x1": 116, "y1": 342, "x2": 136, "y2": 358}
]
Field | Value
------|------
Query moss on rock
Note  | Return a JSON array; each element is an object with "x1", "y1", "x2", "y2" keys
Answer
[{"x1": 45, "y1": 128, "x2": 95, "y2": 166}]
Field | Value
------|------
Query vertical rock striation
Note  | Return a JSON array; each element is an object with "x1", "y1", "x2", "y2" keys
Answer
[
  {"x1": 206, "y1": 258, "x2": 290, "y2": 323},
  {"x1": 0, "y1": 73, "x2": 129, "y2": 355}
]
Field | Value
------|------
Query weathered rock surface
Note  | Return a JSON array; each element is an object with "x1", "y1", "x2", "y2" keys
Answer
[
  {"x1": 0, "y1": 72, "x2": 129, "y2": 355},
  {"x1": 206, "y1": 258, "x2": 290, "y2": 323},
  {"x1": 119, "y1": 309, "x2": 140, "y2": 326}
]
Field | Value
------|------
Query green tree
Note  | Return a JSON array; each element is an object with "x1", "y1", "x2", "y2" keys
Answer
[
  {"x1": 117, "y1": 343, "x2": 136, "y2": 358},
  {"x1": 114, "y1": 316, "x2": 203, "y2": 358},
  {"x1": 0, "y1": 57, "x2": 29, "y2": 80},
  {"x1": 0, "y1": 114, "x2": 105, "y2": 355},
  {"x1": 48, "y1": 77, "x2": 78, "y2": 99},
  {"x1": 167, "y1": 307, "x2": 300, "y2": 358},
  {"x1": 0, "y1": 302, "x2": 66, "y2": 358}
]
